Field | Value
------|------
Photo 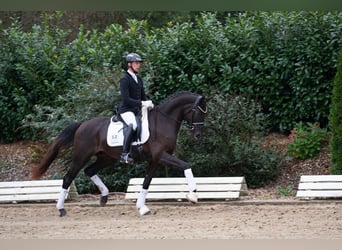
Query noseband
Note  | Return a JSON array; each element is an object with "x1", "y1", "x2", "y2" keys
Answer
[{"x1": 185, "y1": 95, "x2": 208, "y2": 130}]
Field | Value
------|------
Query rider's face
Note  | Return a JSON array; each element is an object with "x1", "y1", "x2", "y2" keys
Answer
[{"x1": 130, "y1": 61, "x2": 141, "y2": 72}]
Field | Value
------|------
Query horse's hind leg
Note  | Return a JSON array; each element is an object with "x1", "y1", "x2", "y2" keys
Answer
[
  {"x1": 57, "y1": 153, "x2": 92, "y2": 217},
  {"x1": 84, "y1": 153, "x2": 115, "y2": 206}
]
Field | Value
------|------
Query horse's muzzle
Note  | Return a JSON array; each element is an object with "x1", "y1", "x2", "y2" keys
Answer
[{"x1": 192, "y1": 126, "x2": 204, "y2": 139}]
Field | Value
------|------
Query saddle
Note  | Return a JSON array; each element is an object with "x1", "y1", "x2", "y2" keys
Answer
[{"x1": 106, "y1": 107, "x2": 150, "y2": 147}]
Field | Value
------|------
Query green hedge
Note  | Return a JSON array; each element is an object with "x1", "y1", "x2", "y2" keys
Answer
[
  {"x1": 0, "y1": 13, "x2": 83, "y2": 141},
  {"x1": 329, "y1": 49, "x2": 342, "y2": 174},
  {"x1": 0, "y1": 15, "x2": 148, "y2": 142},
  {"x1": 1, "y1": 11, "x2": 342, "y2": 142},
  {"x1": 175, "y1": 94, "x2": 283, "y2": 188},
  {"x1": 148, "y1": 12, "x2": 342, "y2": 131}
]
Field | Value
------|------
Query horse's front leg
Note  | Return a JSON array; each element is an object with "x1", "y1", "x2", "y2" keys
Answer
[
  {"x1": 159, "y1": 152, "x2": 198, "y2": 203},
  {"x1": 136, "y1": 164, "x2": 158, "y2": 216}
]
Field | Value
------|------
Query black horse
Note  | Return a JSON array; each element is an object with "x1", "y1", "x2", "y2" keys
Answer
[{"x1": 32, "y1": 91, "x2": 207, "y2": 216}]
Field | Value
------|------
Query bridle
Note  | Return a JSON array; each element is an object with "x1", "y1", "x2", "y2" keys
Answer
[
  {"x1": 157, "y1": 95, "x2": 207, "y2": 130},
  {"x1": 184, "y1": 95, "x2": 208, "y2": 130},
  {"x1": 152, "y1": 94, "x2": 207, "y2": 141}
]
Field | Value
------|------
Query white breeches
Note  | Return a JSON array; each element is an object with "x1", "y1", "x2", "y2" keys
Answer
[{"x1": 120, "y1": 111, "x2": 137, "y2": 130}]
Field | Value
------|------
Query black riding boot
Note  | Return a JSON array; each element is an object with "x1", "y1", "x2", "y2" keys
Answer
[{"x1": 120, "y1": 124, "x2": 134, "y2": 164}]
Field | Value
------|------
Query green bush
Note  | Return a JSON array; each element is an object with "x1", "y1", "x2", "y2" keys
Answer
[
  {"x1": 23, "y1": 65, "x2": 121, "y2": 141},
  {"x1": 287, "y1": 122, "x2": 328, "y2": 159},
  {"x1": 0, "y1": 13, "x2": 77, "y2": 141},
  {"x1": 0, "y1": 14, "x2": 156, "y2": 142},
  {"x1": 2, "y1": 12, "x2": 342, "y2": 142},
  {"x1": 175, "y1": 94, "x2": 283, "y2": 188},
  {"x1": 276, "y1": 185, "x2": 295, "y2": 197},
  {"x1": 329, "y1": 49, "x2": 342, "y2": 174},
  {"x1": 147, "y1": 12, "x2": 342, "y2": 131}
]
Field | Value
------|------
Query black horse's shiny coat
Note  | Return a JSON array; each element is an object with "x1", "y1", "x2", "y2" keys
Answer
[{"x1": 32, "y1": 92, "x2": 207, "y2": 214}]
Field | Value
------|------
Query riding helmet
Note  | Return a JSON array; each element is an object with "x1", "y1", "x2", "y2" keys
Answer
[{"x1": 125, "y1": 53, "x2": 143, "y2": 63}]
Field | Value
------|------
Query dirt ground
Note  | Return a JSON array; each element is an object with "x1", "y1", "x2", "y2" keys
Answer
[
  {"x1": 0, "y1": 200, "x2": 341, "y2": 239},
  {"x1": 0, "y1": 135, "x2": 339, "y2": 239}
]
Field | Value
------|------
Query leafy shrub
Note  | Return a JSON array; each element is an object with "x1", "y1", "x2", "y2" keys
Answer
[
  {"x1": 0, "y1": 13, "x2": 76, "y2": 141},
  {"x1": 147, "y1": 12, "x2": 342, "y2": 131},
  {"x1": 23, "y1": 66, "x2": 121, "y2": 141},
  {"x1": 329, "y1": 49, "x2": 342, "y2": 174},
  {"x1": 229, "y1": 138, "x2": 283, "y2": 188},
  {"x1": 287, "y1": 122, "x2": 328, "y2": 159},
  {"x1": 175, "y1": 93, "x2": 283, "y2": 188},
  {"x1": 276, "y1": 185, "x2": 295, "y2": 196},
  {"x1": 2, "y1": 12, "x2": 342, "y2": 142}
]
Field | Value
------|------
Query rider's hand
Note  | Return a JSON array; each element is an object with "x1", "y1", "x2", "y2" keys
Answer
[{"x1": 141, "y1": 100, "x2": 154, "y2": 109}]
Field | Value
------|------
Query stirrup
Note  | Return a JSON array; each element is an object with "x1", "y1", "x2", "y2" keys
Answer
[{"x1": 120, "y1": 153, "x2": 134, "y2": 164}]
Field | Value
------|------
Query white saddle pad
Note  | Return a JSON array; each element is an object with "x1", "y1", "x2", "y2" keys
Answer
[{"x1": 107, "y1": 106, "x2": 150, "y2": 147}]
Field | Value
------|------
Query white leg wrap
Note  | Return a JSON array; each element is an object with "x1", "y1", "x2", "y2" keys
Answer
[
  {"x1": 56, "y1": 188, "x2": 68, "y2": 210},
  {"x1": 138, "y1": 205, "x2": 151, "y2": 216},
  {"x1": 186, "y1": 191, "x2": 198, "y2": 203},
  {"x1": 184, "y1": 169, "x2": 198, "y2": 203},
  {"x1": 184, "y1": 168, "x2": 197, "y2": 191},
  {"x1": 136, "y1": 188, "x2": 148, "y2": 209},
  {"x1": 90, "y1": 175, "x2": 109, "y2": 196}
]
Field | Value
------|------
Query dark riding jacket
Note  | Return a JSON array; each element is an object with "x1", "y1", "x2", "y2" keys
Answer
[{"x1": 118, "y1": 71, "x2": 148, "y2": 115}]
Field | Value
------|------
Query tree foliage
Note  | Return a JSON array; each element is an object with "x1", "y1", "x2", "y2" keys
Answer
[
  {"x1": 148, "y1": 12, "x2": 342, "y2": 131},
  {"x1": 329, "y1": 49, "x2": 342, "y2": 174},
  {"x1": 1, "y1": 11, "x2": 342, "y2": 142}
]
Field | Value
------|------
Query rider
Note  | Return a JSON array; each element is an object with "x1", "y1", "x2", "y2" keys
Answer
[{"x1": 118, "y1": 52, "x2": 154, "y2": 164}]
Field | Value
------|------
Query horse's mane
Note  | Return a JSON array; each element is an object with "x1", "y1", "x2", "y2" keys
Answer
[{"x1": 158, "y1": 91, "x2": 198, "y2": 106}]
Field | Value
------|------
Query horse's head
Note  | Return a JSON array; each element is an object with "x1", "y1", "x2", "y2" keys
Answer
[
  {"x1": 184, "y1": 95, "x2": 207, "y2": 138},
  {"x1": 157, "y1": 91, "x2": 208, "y2": 138}
]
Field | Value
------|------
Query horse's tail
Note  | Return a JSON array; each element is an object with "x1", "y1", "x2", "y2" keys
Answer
[{"x1": 31, "y1": 122, "x2": 83, "y2": 180}]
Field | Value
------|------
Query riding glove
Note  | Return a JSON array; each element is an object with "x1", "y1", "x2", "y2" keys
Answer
[{"x1": 141, "y1": 100, "x2": 154, "y2": 109}]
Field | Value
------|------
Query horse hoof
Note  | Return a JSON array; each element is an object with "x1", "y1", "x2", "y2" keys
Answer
[
  {"x1": 100, "y1": 195, "x2": 108, "y2": 206},
  {"x1": 59, "y1": 208, "x2": 67, "y2": 217},
  {"x1": 186, "y1": 192, "x2": 198, "y2": 203},
  {"x1": 138, "y1": 205, "x2": 151, "y2": 216}
]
